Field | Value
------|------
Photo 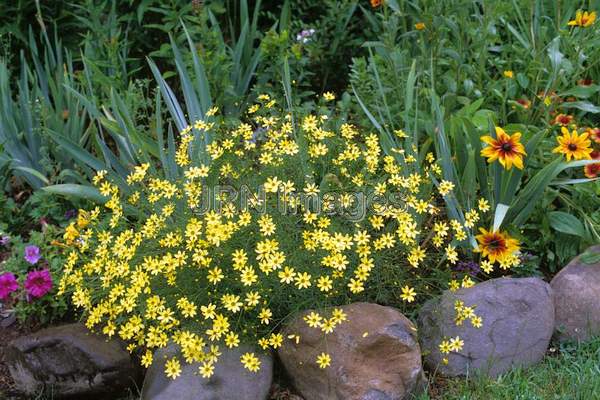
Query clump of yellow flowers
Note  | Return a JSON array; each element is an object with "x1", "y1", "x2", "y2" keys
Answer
[{"x1": 58, "y1": 95, "x2": 493, "y2": 379}]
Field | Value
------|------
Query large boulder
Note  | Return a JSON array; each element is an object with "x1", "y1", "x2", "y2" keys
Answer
[
  {"x1": 141, "y1": 344, "x2": 273, "y2": 400},
  {"x1": 4, "y1": 323, "x2": 141, "y2": 398},
  {"x1": 551, "y1": 245, "x2": 600, "y2": 342},
  {"x1": 418, "y1": 277, "x2": 554, "y2": 377},
  {"x1": 278, "y1": 302, "x2": 423, "y2": 400}
]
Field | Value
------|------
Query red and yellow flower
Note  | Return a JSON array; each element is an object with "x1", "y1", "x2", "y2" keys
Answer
[
  {"x1": 480, "y1": 127, "x2": 527, "y2": 170},
  {"x1": 515, "y1": 98, "x2": 531, "y2": 109},
  {"x1": 568, "y1": 10, "x2": 596, "y2": 27},
  {"x1": 552, "y1": 127, "x2": 593, "y2": 161},
  {"x1": 552, "y1": 113, "x2": 574, "y2": 126},
  {"x1": 584, "y1": 150, "x2": 600, "y2": 178},
  {"x1": 475, "y1": 228, "x2": 520, "y2": 264},
  {"x1": 586, "y1": 127, "x2": 600, "y2": 144}
]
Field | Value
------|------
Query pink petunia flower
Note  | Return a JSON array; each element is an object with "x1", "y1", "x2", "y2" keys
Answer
[
  {"x1": 24, "y1": 245, "x2": 41, "y2": 265},
  {"x1": 0, "y1": 272, "x2": 19, "y2": 300},
  {"x1": 24, "y1": 269, "x2": 53, "y2": 298}
]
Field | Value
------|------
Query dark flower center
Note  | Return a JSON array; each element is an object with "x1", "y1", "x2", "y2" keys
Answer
[
  {"x1": 501, "y1": 143, "x2": 513, "y2": 152},
  {"x1": 568, "y1": 143, "x2": 578, "y2": 151},
  {"x1": 32, "y1": 277, "x2": 46, "y2": 285},
  {"x1": 487, "y1": 237, "x2": 505, "y2": 251}
]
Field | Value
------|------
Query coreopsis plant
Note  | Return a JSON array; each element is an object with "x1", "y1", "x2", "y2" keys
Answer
[{"x1": 58, "y1": 95, "x2": 493, "y2": 379}]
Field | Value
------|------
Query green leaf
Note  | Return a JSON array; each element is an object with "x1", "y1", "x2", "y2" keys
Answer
[
  {"x1": 548, "y1": 211, "x2": 585, "y2": 237},
  {"x1": 516, "y1": 73, "x2": 529, "y2": 89},
  {"x1": 405, "y1": 60, "x2": 417, "y2": 132},
  {"x1": 559, "y1": 84, "x2": 600, "y2": 99},
  {"x1": 547, "y1": 36, "x2": 563, "y2": 71},
  {"x1": 508, "y1": 158, "x2": 593, "y2": 227},
  {"x1": 580, "y1": 251, "x2": 600, "y2": 265},
  {"x1": 42, "y1": 184, "x2": 107, "y2": 203},
  {"x1": 561, "y1": 101, "x2": 600, "y2": 113},
  {"x1": 12, "y1": 166, "x2": 50, "y2": 186},
  {"x1": 49, "y1": 132, "x2": 105, "y2": 171}
]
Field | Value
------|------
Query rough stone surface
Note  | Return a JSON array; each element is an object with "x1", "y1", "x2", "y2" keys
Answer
[
  {"x1": 278, "y1": 302, "x2": 423, "y2": 400},
  {"x1": 141, "y1": 344, "x2": 273, "y2": 400},
  {"x1": 552, "y1": 245, "x2": 600, "y2": 342},
  {"x1": 418, "y1": 277, "x2": 554, "y2": 377},
  {"x1": 4, "y1": 323, "x2": 140, "y2": 398}
]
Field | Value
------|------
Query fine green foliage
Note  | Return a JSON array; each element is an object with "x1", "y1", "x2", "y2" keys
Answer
[{"x1": 58, "y1": 97, "x2": 490, "y2": 378}]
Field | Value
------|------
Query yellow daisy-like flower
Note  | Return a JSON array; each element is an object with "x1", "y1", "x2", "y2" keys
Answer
[
  {"x1": 400, "y1": 285, "x2": 416, "y2": 303},
  {"x1": 164, "y1": 357, "x2": 182, "y2": 379},
  {"x1": 568, "y1": 10, "x2": 596, "y2": 27},
  {"x1": 141, "y1": 350, "x2": 153, "y2": 368},
  {"x1": 503, "y1": 70, "x2": 514, "y2": 78},
  {"x1": 316, "y1": 352, "x2": 331, "y2": 369},
  {"x1": 240, "y1": 352, "x2": 261, "y2": 372},
  {"x1": 415, "y1": 22, "x2": 426, "y2": 30},
  {"x1": 439, "y1": 340, "x2": 451, "y2": 354},
  {"x1": 480, "y1": 260, "x2": 494, "y2": 274},
  {"x1": 449, "y1": 336, "x2": 464, "y2": 352},
  {"x1": 552, "y1": 127, "x2": 593, "y2": 161},
  {"x1": 480, "y1": 127, "x2": 527, "y2": 170},
  {"x1": 323, "y1": 92, "x2": 335, "y2": 101},
  {"x1": 199, "y1": 361, "x2": 215, "y2": 378}
]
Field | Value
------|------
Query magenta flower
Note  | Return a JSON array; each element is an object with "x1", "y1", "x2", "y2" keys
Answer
[
  {"x1": 24, "y1": 245, "x2": 41, "y2": 264},
  {"x1": 0, "y1": 272, "x2": 19, "y2": 300},
  {"x1": 24, "y1": 269, "x2": 53, "y2": 299}
]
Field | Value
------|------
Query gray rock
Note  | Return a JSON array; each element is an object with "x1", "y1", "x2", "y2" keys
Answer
[
  {"x1": 418, "y1": 277, "x2": 554, "y2": 377},
  {"x1": 141, "y1": 344, "x2": 272, "y2": 400},
  {"x1": 552, "y1": 245, "x2": 600, "y2": 342},
  {"x1": 278, "y1": 302, "x2": 424, "y2": 400},
  {"x1": 4, "y1": 323, "x2": 140, "y2": 398}
]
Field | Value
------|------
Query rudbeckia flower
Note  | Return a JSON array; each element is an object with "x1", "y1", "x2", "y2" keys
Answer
[
  {"x1": 480, "y1": 127, "x2": 527, "y2": 170},
  {"x1": 552, "y1": 127, "x2": 593, "y2": 161},
  {"x1": 475, "y1": 228, "x2": 520, "y2": 264},
  {"x1": 568, "y1": 10, "x2": 596, "y2": 27}
]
